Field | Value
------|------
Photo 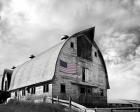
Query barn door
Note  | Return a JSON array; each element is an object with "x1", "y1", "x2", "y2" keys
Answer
[{"x1": 79, "y1": 86, "x2": 93, "y2": 106}]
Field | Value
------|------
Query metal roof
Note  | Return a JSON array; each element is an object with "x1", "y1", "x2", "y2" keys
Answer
[
  {"x1": 9, "y1": 27, "x2": 110, "y2": 91},
  {"x1": 9, "y1": 41, "x2": 65, "y2": 91}
]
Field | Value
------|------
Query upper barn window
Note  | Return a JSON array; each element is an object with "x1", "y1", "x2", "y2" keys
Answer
[
  {"x1": 77, "y1": 36, "x2": 92, "y2": 61},
  {"x1": 70, "y1": 42, "x2": 74, "y2": 48},
  {"x1": 95, "y1": 52, "x2": 97, "y2": 57}
]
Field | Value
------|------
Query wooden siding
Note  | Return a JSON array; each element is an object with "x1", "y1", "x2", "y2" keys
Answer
[
  {"x1": 52, "y1": 37, "x2": 79, "y2": 101},
  {"x1": 52, "y1": 36, "x2": 108, "y2": 106}
]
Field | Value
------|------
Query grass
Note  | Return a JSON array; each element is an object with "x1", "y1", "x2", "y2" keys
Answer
[{"x1": 0, "y1": 99, "x2": 68, "y2": 112}]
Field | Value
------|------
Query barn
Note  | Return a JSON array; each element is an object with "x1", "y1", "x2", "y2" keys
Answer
[
  {"x1": 0, "y1": 69, "x2": 13, "y2": 103},
  {"x1": 1, "y1": 69, "x2": 13, "y2": 91},
  {"x1": 8, "y1": 27, "x2": 110, "y2": 107}
]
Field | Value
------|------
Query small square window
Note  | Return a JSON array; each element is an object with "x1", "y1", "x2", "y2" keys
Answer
[
  {"x1": 60, "y1": 84, "x2": 66, "y2": 93},
  {"x1": 70, "y1": 42, "x2": 74, "y2": 48},
  {"x1": 43, "y1": 84, "x2": 49, "y2": 93}
]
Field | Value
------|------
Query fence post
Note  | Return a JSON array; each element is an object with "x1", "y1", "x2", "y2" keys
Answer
[
  {"x1": 69, "y1": 96, "x2": 72, "y2": 111},
  {"x1": 57, "y1": 96, "x2": 59, "y2": 103},
  {"x1": 94, "y1": 108, "x2": 96, "y2": 112},
  {"x1": 43, "y1": 96, "x2": 46, "y2": 103},
  {"x1": 52, "y1": 97, "x2": 54, "y2": 104}
]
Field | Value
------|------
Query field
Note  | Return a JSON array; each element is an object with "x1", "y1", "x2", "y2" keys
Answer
[{"x1": 0, "y1": 100, "x2": 68, "y2": 112}]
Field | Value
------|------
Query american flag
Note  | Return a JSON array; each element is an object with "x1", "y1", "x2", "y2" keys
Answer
[{"x1": 59, "y1": 60, "x2": 76, "y2": 74}]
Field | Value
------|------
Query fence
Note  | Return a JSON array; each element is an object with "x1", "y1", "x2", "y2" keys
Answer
[
  {"x1": 50, "y1": 97, "x2": 140, "y2": 112},
  {"x1": 46, "y1": 96, "x2": 95, "y2": 112},
  {"x1": 14, "y1": 95, "x2": 140, "y2": 112}
]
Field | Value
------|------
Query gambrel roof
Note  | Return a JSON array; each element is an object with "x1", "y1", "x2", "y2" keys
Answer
[{"x1": 9, "y1": 41, "x2": 65, "y2": 90}]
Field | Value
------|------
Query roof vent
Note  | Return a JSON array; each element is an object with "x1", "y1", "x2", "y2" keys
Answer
[
  {"x1": 61, "y1": 35, "x2": 69, "y2": 40},
  {"x1": 11, "y1": 66, "x2": 16, "y2": 69},
  {"x1": 29, "y1": 55, "x2": 35, "y2": 59}
]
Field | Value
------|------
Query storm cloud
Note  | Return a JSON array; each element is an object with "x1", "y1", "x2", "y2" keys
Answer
[{"x1": 0, "y1": 0, "x2": 140, "y2": 100}]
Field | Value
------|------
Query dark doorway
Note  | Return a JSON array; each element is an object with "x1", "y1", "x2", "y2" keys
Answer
[
  {"x1": 79, "y1": 86, "x2": 93, "y2": 106},
  {"x1": 82, "y1": 67, "x2": 85, "y2": 82}
]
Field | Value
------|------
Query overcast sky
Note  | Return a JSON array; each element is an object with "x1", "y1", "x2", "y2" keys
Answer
[{"x1": 0, "y1": 0, "x2": 140, "y2": 101}]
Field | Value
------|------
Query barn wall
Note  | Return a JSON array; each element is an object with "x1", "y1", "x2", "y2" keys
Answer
[
  {"x1": 10, "y1": 84, "x2": 53, "y2": 103},
  {"x1": 52, "y1": 37, "x2": 79, "y2": 101},
  {"x1": 52, "y1": 36, "x2": 108, "y2": 106}
]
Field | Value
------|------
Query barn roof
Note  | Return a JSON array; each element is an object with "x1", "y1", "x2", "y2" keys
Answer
[
  {"x1": 9, "y1": 27, "x2": 110, "y2": 91},
  {"x1": 9, "y1": 41, "x2": 65, "y2": 91}
]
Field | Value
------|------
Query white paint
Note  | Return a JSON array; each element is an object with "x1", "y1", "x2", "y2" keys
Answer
[{"x1": 36, "y1": 86, "x2": 43, "y2": 95}]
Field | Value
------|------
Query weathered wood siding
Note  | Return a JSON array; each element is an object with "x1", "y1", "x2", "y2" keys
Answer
[
  {"x1": 52, "y1": 37, "x2": 79, "y2": 101},
  {"x1": 52, "y1": 36, "x2": 108, "y2": 106}
]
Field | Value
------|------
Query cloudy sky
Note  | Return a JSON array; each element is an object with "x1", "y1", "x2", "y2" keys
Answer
[{"x1": 0, "y1": 0, "x2": 140, "y2": 101}]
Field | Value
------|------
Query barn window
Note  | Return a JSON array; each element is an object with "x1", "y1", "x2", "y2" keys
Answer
[
  {"x1": 80, "y1": 87, "x2": 85, "y2": 94},
  {"x1": 31, "y1": 87, "x2": 35, "y2": 94},
  {"x1": 60, "y1": 84, "x2": 66, "y2": 93},
  {"x1": 15, "y1": 91, "x2": 17, "y2": 97},
  {"x1": 100, "y1": 89, "x2": 104, "y2": 96},
  {"x1": 22, "y1": 89, "x2": 25, "y2": 96},
  {"x1": 95, "y1": 52, "x2": 97, "y2": 57},
  {"x1": 82, "y1": 67, "x2": 85, "y2": 82},
  {"x1": 27, "y1": 87, "x2": 30, "y2": 93},
  {"x1": 77, "y1": 36, "x2": 92, "y2": 61},
  {"x1": 87, "y1": 88, "x2": 92, "y2": 94},
  {"x1": 70, "y1": 42, "x2": 74, "y2": 48},
  {"x1": 43, "y1": 84, "x2": 49, "y2": 93}
]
